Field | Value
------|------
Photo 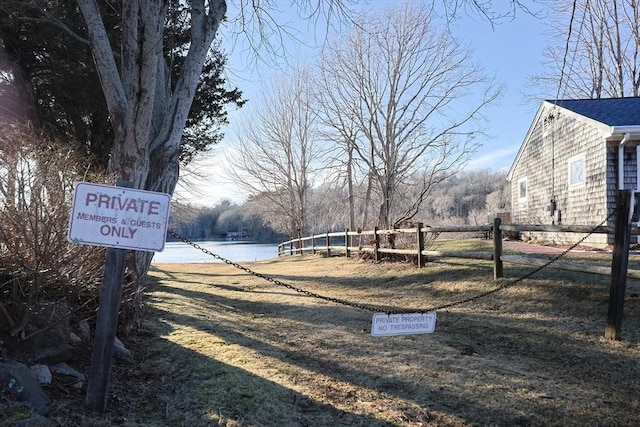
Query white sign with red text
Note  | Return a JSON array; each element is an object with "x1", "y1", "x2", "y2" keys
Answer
[{"x1": 67, "y1": 182, "x2": 171, "y2": 251}]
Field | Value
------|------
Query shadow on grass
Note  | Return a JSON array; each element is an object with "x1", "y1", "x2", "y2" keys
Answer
[
  {"x1": 142, "y1": 269, "x2": 640, "y2": 425},
  {"x1": 119, "y1": 317, "x2": 396, "y2": 426},
  {"x1": 150, "y1": 259, "x2": 493, "y2": 292},
  {"x1": 143, "y1": 304, "x2": 535, "y2": 426}
]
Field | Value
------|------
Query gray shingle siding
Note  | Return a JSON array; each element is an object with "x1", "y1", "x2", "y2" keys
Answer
[
  {"x1": 510, "y1": 97, "x2": 640, "y2": 246},
  {"x1": 510, "y1": 105, "x2": 610, "y2": 245}
]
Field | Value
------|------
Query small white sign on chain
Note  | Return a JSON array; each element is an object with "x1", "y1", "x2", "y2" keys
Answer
[
  {"x1": 371, "y1": 312, "x2": 437, "y2": 336},
  {"x1": 67, "y1": 182, "x2": 171, "y2": 252}
]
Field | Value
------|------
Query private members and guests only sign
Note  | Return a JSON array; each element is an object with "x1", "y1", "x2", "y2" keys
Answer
[{"x1": 67, "y1": 182, "x2": 171, "y2": 252}]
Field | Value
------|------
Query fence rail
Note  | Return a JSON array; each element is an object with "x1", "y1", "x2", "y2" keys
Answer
[
  {"x1": 277, "y1": 220, "x2": 640, "y2": 279},
  {"x1": 277, "y1": 191, "x2": 639, "y2": 340}
]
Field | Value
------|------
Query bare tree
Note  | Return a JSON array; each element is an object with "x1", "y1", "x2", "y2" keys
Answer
[
  {"x1": 71, "y1": 0, "x2": 364, "y2": 313},
  {"x1": 225, "y1": 68, "x2": 323, "y2": 238},
  {"x1": 313, "y1": 71, "x2": 363, "y2": 232},
  {"x1": 440, "y1": 0, "x2": 540, "y2": 23},
  {"x1": 72, "y1": 0, "x2": 225, "y2": 311},
  {"x1": 317, "y1": 2, "x2": 501, "y2": 230},
  {"x1": 533, "y1": 0, "x2": 640, "y2": 99},
  {"x1": 7, "y1": 0, "x2": 519, "y2": 317}
]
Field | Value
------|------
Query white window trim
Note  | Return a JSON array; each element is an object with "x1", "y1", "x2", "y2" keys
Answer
[
  {"x1": 518, "y1": 177, "x2": 527, "y2": 203},
  {"x1": 568, "y1": 153, "x2": 586, "y2": 188}
]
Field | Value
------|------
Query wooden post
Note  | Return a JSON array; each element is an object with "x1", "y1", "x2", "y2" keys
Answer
[
  {"x1": 86, "y1": 181, "x2": 132, "y2": 412},
  {"x1": 374, "y1": 227, "x2": 380, "y2": 262},
  {"x1": 345, "y1": 229, "x2": 350, "y2": 258},
  {"x1": 605, "y1": 190, "x2": 632, "y2": 340},
  {"x1": 326, "y1": 231, "x2": 331, "y2": 257},
  {"x1": 416, "y1": 222, "x2": 425, "y2": 268},
  {"x1": 493, "y1": 217, "x2": 503, "y2": 280},
  {"x1": 312, "y1": 235, "x2": 316, "y2": 255}
]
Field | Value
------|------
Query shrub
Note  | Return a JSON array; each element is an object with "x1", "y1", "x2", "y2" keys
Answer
[{"x1": 0, "y1": 126, "x2": 107, "y2": 351}]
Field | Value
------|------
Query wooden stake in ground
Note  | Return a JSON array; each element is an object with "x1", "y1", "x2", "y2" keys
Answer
[
  {"x1": 84, "y1": 180, "x2": 132, "y2": 412},
  {"x1": 85, "y1": 246, "x2": 128, "y2": 411},
  {"x1": 67, "y1": 180, "x2": 170, "y2": 411},
  {"x1": 493, "y1": 217, "x2": 503, "y2": 280},
  {"x1": 605, "y1": 189, "x2": 632, "y2": 340}
]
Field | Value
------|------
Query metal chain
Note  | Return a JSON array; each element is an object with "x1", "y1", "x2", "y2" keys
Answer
[
  {"x1": 167, "y1": 231, "x2": 381, "y2": 313},
  {"x1": 421, "y1": 210, "x2": 617, "y2": 313},
  {"x1": 167, "y1": 212, "x2": 615, "y2": 314}
]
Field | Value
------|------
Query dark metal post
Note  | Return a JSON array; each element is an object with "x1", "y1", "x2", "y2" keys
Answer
[
  {"x1": 326, "y1": 231, "x2": 331, "y2": 257},
  {"x1": 345, "y1": 229, "x2": 350, "y2": 258}
]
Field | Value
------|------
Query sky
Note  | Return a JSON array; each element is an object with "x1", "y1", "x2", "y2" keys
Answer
[{"x1": 175, "y1": 2, "x2": 553, "y2": 206}]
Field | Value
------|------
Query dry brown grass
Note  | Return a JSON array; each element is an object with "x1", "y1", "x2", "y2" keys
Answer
[{"x1": 48, "y1": 253, "x2": 640, "y2": 426}]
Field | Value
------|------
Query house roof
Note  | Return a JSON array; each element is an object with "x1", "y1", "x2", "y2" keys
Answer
[
  {"x1": 548, "y1": 97, "x2": 640, "y2": 127},
  {"x1": 507, "y1": 96, "x2": 640, "y2": 180}
]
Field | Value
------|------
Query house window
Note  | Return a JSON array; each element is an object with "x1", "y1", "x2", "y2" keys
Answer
[
  {"x1": 518, "y1": 177, "x2": 527, "y2": 202},
  {"x1": 568, "y1": 153, "x2": 586, "y2": 187}
]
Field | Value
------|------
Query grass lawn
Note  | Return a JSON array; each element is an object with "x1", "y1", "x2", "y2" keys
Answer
[{"x1": 46, "y1": 248, "x2": 640, "y2": 426}]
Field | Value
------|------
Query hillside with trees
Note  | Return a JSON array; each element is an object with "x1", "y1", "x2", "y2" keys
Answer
[
  {"x1": 169, "y1": 200, "x2": 286, "y2": 242},
  {"x1": 169, "y1": 169, "x2": 509, "y2": 241}
]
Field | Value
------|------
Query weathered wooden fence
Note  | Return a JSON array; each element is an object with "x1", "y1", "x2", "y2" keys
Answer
[
  {"x1": 277, "y1": 191, "x2": 640, "y2": 340},
  {"x1": 278, "y1": 222, "x2": 493, "y2": 265},
  {"x1": 278, "y1": 219, "x2": 640, "y2": 279}
]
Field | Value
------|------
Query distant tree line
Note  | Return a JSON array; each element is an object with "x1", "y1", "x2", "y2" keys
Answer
[
  {"x1": 169, "y1": 200, "x2": 287, "y2": 242},
  {"x1": 170, "y1": 169, "x2": 509, "y2": 242}
]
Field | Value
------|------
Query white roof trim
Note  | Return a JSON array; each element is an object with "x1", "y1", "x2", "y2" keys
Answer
[{"x1": 609, "y1": 126, "x2": 640, "y2": 138}]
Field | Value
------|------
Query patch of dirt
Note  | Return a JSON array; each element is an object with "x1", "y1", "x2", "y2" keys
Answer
[
  {"x1": 19, "y1": 254, "x2": 640, "y2": 426},
  {"x1": 503, "y1": 240, "x2": 611, "y2": 256}
]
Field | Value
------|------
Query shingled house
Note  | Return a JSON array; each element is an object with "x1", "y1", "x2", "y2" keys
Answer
[{"x1": 507, "y1": 97, "x2": 640, "y2": 247}]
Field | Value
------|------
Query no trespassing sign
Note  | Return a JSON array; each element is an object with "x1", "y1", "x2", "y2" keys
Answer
[{"x1": 371, "y1": 312, "x2": 437, "y2": 336}]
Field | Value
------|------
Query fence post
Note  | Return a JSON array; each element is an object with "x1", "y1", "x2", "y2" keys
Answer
[
  {"x1": 289, "y1": 240, "x2": 294, "y2": 256},
  {"x1": 85, "y1": 180, "x2": 131, "y2": 412},
  {"x1": 345, "y1": 229, "x2": 350, "y2": 258},
  {"x1": 326, "y1": 231, "x2": 331, "y2": 257},
  {"x1": 312, "y1": 234, "x2": 316, "y2": 255},
  {"x1": 493, "y1": 217, "x2": 503, "y2": 279},
  {"x1": 416, "y1": 222, "x2": 425, "y2": 268},
  {"x1": 605, "y1": 189, "x2": 632, "y2": 340},
  {"x1": 374, "y1": 227, "x2": 380, "y2": 262}
]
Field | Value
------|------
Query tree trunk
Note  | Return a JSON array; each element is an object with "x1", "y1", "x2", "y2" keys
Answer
[
  {"x1": 77, "y1": 0, "x2": 226, "y2": 332},
  {"x1": 361, "y1": 172, "x2": 373, "y2": 230},
  {"x1": 347, "y1": 144, "x2": 355, "y2": 232}
]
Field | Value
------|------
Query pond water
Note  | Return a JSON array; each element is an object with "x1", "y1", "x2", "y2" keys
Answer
[{"x1": 151, "y1": 240, "x2": 279, "y2": 263}]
